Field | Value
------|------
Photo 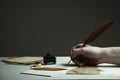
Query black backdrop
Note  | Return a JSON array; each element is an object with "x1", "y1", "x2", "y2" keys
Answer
[{"x1": 1, "y1": 0, "x2": 120, "y2": 56}]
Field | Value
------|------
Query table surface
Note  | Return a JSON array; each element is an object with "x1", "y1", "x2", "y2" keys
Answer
[{"x1": 0, "y1": 57, "x2": 120, "y2": 80}]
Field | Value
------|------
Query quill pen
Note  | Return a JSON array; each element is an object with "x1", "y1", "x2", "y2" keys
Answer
[{"x1": 68, "y1": 20, "x2": 113, "y2": 64}]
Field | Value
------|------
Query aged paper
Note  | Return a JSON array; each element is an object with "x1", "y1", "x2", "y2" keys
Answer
[
  {"x1": 2, "y1": 57, "x2": 43, "y2": 65},
  {"x1": 67, "y1": 67, "x2": 101, "y2": 75}
]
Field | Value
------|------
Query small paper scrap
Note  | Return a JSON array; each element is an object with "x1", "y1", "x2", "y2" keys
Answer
[{"x1": 67, "y1": 67, "x2": 102, "y2": 75}]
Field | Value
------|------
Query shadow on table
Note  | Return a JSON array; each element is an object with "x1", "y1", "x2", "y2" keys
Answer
[{"x1": 60, "y1": 63, "x2": 120, "y2": 67}]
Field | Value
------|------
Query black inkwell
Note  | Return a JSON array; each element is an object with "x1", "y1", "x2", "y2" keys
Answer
[{"x1": 43, "y1": 53, "x2": 56, "y2": 65}]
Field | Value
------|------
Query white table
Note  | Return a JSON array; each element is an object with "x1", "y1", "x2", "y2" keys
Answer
[{"x1": 0, "y1": 57, "x2": 120, "y2": 80}]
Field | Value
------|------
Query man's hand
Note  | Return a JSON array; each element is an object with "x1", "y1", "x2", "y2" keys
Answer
[{"x1": 71, "y1": 43, "x2": 104, "y2": 66}]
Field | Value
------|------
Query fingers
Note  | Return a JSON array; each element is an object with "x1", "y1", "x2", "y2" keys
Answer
[
  {"x1": 74, "y1": 59, "x2": 83, "y2": 66},
  {"x1": 73, "y1": 54, "x2": 98, "y2": 66},
  {"x1": 71, "y1": 43, "x2": 85, "y2": 57},
  {"x1": 71, "y1": 43, "x2": 91, "y2": 57},
  {"x1": 71, "y1": 47, "x2": 86, "y2": 67},
  {"x1": 71, "y1": 48, "x2": 84, "y2": 59}
]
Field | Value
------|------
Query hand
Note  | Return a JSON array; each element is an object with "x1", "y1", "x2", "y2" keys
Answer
[{"x1": 71, "y1": 43, "x2": 103, "y2": 66}]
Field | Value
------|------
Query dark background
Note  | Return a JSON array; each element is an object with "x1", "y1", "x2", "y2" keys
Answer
[{"x1": 1, "y1": 0, "x2": 120, "y2": 56}]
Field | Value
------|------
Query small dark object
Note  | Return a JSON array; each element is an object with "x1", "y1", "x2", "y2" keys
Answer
[{"x1": 43, "y1": 53, "x2": 56, "y2": 65}]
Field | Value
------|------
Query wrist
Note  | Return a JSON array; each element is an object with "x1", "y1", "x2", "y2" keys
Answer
[
  {"x1": 99, "y1": 48, "x2": 109, "y2": 63},
  {"x1": 99, "y1": 47, "x2": 120, "y2": 65}
]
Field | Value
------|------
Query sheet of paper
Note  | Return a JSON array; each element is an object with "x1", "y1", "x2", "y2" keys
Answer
[{"x1": 21, "y1": 69, "x2": 67, "y2": 78}]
